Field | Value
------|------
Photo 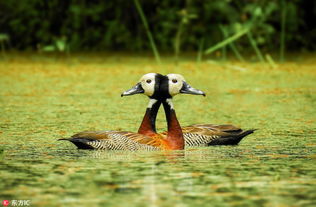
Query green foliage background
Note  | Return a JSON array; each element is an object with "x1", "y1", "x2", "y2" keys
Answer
[{"x1": 0, "y1": 0, "x2": 315, "y2": 52}]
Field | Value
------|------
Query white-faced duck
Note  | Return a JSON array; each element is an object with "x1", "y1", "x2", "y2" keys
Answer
[
  {"x1": 123, "y1": 73, "x2": 255, "y2": 147},
  {"x1": 60, "y1": 73, "x2": 202, "y2": 150}
]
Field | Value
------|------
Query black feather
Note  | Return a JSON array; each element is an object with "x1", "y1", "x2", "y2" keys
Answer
[{"x1": 208, "y1": 129, "x2": 256, "y2": 145}]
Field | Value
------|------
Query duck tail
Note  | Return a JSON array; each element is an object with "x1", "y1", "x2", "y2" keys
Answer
[
  {"x1": 238, "y1": 129, "x2": 257, "y2": 139},
  {"x1": 208, "y1": 129, "x2": 257, "y2": 146},
  {"x1": 58, "y1": 138, "x2": 70, "y2": 141}
]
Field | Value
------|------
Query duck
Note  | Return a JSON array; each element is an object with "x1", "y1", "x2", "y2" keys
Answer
[
  {"x1": 59, "y1": 73, "x2": 204, "y2": 150},
  {"x1": 163, "y1": 74, "x2": 255, "y2": 146},
  {"x1": 127, "y1": 73, "x2": 255, "y2": 146}
]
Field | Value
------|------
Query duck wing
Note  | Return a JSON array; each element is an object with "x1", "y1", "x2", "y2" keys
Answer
[
  {"x1": 186, "y1": 124, "x2": 242, "y2": 133},
  {"x1": 181, "y1": 124, "x2": 255, "y2": 146},
  {"x1": 59, "y1": 131, "x2": 163, "y2": 150}
]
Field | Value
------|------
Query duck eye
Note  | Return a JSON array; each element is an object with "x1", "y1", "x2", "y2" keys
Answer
[
  {"x1": 146, "y1": 79, "x2": 152, "y2": 84},
  {"x1": 172, "y1": 79, "x2": 178, "y2": 83}
]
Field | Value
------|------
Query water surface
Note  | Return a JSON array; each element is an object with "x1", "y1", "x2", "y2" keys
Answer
[{"x1": 1, "y1": 54, "x2": 315, "y2": 206}]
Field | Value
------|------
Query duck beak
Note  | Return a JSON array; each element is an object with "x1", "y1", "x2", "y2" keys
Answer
[
  {"x1": 121, "y1": 83, "x2": 144, "y2": 97},
  {"x1": 180, "y1": 81, "x2": 206, "y2": 96}
]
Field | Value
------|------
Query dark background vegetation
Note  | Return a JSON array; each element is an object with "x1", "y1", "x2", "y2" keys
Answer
[{"x1": 0, "y1": 0, "x2": 315, "y2": 54}]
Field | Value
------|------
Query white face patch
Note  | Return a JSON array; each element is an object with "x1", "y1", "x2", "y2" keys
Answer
[
  {"x1": 166, "y1": 98, "x2": 174, "y2": 109},
  {"x1": 139, "y1": 73, "x2": 157, "y2": 97},
  {"x1": 147, "y1": 99, "x2": 158, "y2": 109},
  {"x1": 166, "y1": 74, "x2": 185, "y2": 97}
]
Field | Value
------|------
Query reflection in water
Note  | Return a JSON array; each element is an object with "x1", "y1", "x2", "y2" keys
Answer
[
  {"x1": 144, "y1": 164, "x2": 158, "y2": 207},
  {"x1": 1, "y1": 136, "x2": 316, "y2": 206}
]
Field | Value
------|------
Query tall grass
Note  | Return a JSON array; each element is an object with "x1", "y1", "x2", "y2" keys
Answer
[
  {"x1": 174, "y1": 18, "x2": 184, "y2": 64},
  {"x1": 219, "y1": 25, "x2": 245, "y2": 62},
  {"x1": 246, "y1": 31, "x2": 265, "y2": 62},
  {"x1": 280, "y1": 0, "x2": 286, "y2": 62},
  {"x1": 0, "y1": 33, "x2": 9, "y2": 58},
  {"x1": 204, "y1": 27, "x2": 249, "y2": 55},
  {"x1": 196, "y1": 38, "x2": 204, "y2": 63},
  {"x1": 134, "y1": 0, "x2": 161, "y2": 64}
]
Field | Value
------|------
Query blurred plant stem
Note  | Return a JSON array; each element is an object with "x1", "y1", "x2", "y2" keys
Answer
[
  {"x1": 266, "y1": 54, "x2": 278, "y2": 69},
  {"x1": 219, "y1": 25, "x2": 245, "y2": 62},
  {"x1": 280, "y1": 0, "x2": 287, "y2": 62},
  {"x1": 134, "y1": 0, "x2": 161, "y2": 64},
  {"x1": 204, "y1": 27, "x2": 249, "y2": 55},
  {"x1": 220, "y1": 26, "x2": 227, "y2": 61},
  {"x1": 247, "y1": 31, "x2": 265, "y2": 62},
  {"x1": 221, "y1": 41, "x2": 227, "y2": 61},
  {"x1": 174, "y1": 0, "x2": 195, "y2": 64},
  {"x1": 196, "y1": 38, "x2": 204, "y2": 63},
  {"x1": 1, "y1": 42, "x2": 6, "y2": 58},
  {"x1": 0, "y1": 34, "x2": 9, "y2": 59},
  {"x1": 174, "y1": 17, "x2": 184, "y2": 64},
  {"x1": 174, "y1": 17, "x2": 184, "y2": 63}
]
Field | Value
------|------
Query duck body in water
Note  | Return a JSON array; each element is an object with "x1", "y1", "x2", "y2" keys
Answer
[
  {"x1": 126, "y1": 73, "x2": 255, "y2": 146},
  {"x1": 59, "y1": 73, "x2": 204, "y2": 150},
  {"x1": 161, "y1": 74, "x2": 256, "y2": 146},
  {"x1": 60, "y1": 73, "x2": 255, "y2": 150}
]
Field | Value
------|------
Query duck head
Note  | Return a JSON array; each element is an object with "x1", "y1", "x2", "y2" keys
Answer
[
  {"x1": 121, "y1": 73, "x2": 206, "y2": 100},
  {"x1": 121, "y1": 72, "x2": 168, "y2": 112},
  {"x1": 121, "y1": 73, "x2": 166, "y2": 98},
  {"x1": 164, "y1": 74, "x2": 206, "y2": 98}
]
